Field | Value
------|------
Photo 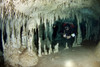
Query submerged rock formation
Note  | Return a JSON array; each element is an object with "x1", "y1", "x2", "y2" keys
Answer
[{"x1": 4, "y1": 45, "x2": 38, "y2": 67}]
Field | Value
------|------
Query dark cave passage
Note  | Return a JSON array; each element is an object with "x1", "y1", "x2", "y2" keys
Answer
[
  {"x1": 3, "y1": 26, "x2": 7, "y2": 44},
  {"x1": 0, "y1": 30, "x2": 3, "y2": 52},
  {"x1": 34, "y1": 27, "x2": 39, "y2": 53}
]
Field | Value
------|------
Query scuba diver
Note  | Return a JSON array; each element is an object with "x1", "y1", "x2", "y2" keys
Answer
[
  {"x1": 63, "y1": 23, "x2": 76, "y2": 49},
  {"x1": 52, "y1": 21, "x2": 76, "y2": 50}
]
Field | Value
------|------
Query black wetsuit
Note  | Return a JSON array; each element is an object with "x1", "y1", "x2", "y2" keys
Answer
[{"x1": 64, "y1": 28, "x2": 75, "y2": 48}]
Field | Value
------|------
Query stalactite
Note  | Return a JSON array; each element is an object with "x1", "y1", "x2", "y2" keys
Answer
[
  {"x1": 2, "y1": 21, "x2": 5, "y2": 50},
  {"x1": 71, "y1": 10, "x2": 75, "y2": 20},
  {"x1": 15, "y1": 18, "x2": 22, "y2": 48},
  {"x1": 6, "y1": 20, "x2": 10, "y2": 45},
  {"x1": 11, "y1": 19, "x2": 17, "y2": 48},
  {"x1": 9, "y1": 6, "x2": 12, "y2": 18},
  {"x1": 1, "y1": 6, "x2": 4, "y2": 19},
  {"x1": 14, "y1": 19, "x2": 18, "y2": 37},
  {"x1": 38, "y1": 16, "x2": 44, "y2": 39},
  {"x1": 43, "y1": 15, "x2": 47, "y2": 39},
  {"x1": 44, "y1": 19, "x2": 48, "y2": 38},
  {"x1": 55, "y1": 14, "x2": 58, "y2": 21},
  {"x1": 51, "y1": 14, "x2": 55, "y2": 25},
  {"x1": 48, "y1": 20, "x2": 53, "y2": 41},
  {"x1": 76, "y1": 13, "x2": 82, "y2": 45}
]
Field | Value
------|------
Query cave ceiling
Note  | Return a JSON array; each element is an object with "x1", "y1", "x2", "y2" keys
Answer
[{"x1": 0, "y1": 0, "x2": 100, "y2": 19}]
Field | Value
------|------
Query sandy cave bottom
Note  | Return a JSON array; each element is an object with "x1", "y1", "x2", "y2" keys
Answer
[{"x1": 34, "y1": 42, "x2": 100, "y2": 67}]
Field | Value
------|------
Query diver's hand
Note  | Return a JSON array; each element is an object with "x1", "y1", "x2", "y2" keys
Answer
[
  {"x1": 63, "y1": 34, "x2": 66, "y2": 37},
  {"x1": 71, "y1": 33, "x2": 75, "y2": 37}
]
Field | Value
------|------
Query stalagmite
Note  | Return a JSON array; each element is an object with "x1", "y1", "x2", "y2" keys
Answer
[
  {"x1": 28, "y1": 30, "x2": 33, "y2": 52},
  {"x1": 65, "y1": 42, "x2": 69, "y2": 49},
  {"x1": 54, "y1": 43, "x2": 59, "y2": 53},
  {"x1": 30, "y1": 30, "x2": 34, "y2": 52},
  {"x1": 22, "y1": 29, "x2": 27, "y2": 46},
  {"x1": 38, "y1": 37, "x2": 42, "y2": 57},
  {"x1": 44, "y1": 45, "x2": 47, "y2": 55},
  {"x1": 73, "y1": 37, "x2": 78, "y2": 47},
  {"x1": 11, "y1": 29, "x2": 17, "y2": 48},
  {"x1": 49, "y1": 44, "x2": 52, "y2": 54}
]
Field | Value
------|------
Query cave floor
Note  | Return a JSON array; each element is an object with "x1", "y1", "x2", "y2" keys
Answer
[
  {"x1": 0, "y1": 41, "x2": 100, "y2": 67},
  {"x1": 35, "y1": 43, "x2": 100, "y2": 67}
]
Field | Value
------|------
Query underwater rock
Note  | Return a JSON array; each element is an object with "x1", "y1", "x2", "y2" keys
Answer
[{"x1": 4, "y1": 46, "x2": 38, "y2": 67}]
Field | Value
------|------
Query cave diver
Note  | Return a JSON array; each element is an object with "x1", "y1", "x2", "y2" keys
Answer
[{"x1": 63, "y1": 23, "x2": 75, "y2": 49}]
